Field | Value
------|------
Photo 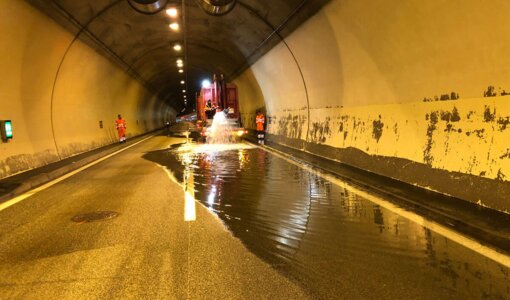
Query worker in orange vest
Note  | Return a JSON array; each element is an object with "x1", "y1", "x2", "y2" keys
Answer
[
  {"x1": 256, "y1": 110, "x2": 265, "y2": 144},
  {"x1": 115, "y1": 114, "x2": 127, "y2": 143}
]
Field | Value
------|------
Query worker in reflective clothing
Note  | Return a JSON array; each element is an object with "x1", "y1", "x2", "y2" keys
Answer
[
  {"x1": 205, "y1": 99, "x2": 216, "y2": 119},
  {"x1": 256, "y1": 110, "x2": 265, "y2": 144},
  {"x1": 115, "y1": 114, "x2": 127, "y2": 143}
]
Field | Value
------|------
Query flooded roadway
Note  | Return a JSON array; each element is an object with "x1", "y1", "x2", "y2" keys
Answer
[{"x1": 144, "y1": 142, "x2": 510, "y2": 299}]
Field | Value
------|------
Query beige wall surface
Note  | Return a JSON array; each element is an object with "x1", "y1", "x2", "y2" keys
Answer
[
  {"x1": 0, "y1": 1, "x2": 175, "y2": 178},
  {"x1": 235, "y1": 69, "x2": 265, "y2": 129},
  {"x1": 234, "y1": 0, "x2": 510, "y2": 212}
]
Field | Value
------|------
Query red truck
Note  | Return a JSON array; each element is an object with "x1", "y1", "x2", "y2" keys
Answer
[{"x1": 196, "y1": 74, "x2": 247, "y2": 142}]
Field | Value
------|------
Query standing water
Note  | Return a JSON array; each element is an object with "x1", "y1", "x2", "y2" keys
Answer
[{"x1": 143, "y1": 140, "x2": 510, "y2": 299}]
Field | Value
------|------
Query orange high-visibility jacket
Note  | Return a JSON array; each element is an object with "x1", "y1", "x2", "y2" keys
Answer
[
  {"x1": 115, "y1": 118, "x2": 126, "y2": 137},
  {"x1": 256, "y1": 114, "x2": 265, "y2": 131}
]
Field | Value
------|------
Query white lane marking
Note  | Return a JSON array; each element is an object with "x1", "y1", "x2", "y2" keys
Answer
[
  {"x1": 0, "y1": 136, "x2": 155, "y2": 212},
  {"x1": 184, "y1": 191, "x2": 196, "y2": 221},
  {"x1": 158, "y1": 165, "x2": 196, "y2": 222},
  {"x1": 262, "y1": 146, "x2": 510, "y2": 269}
]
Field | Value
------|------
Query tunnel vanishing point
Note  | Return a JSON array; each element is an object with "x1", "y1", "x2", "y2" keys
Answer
[{"x1": 2, "y1": 0, "x2": 510, "y2": 214}]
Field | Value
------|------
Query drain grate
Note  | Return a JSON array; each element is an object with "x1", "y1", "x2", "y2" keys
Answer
[{"x1": 71, "y1": 211, "x2": 119, "y2": 223}]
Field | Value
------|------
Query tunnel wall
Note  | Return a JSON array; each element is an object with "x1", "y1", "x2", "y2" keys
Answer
[
  {"x1": 234, "y1": 0, "x2": 510, "y2": 212},
  {"x1": 0, "y1": 1, "x2": 175, "y2": 179}
]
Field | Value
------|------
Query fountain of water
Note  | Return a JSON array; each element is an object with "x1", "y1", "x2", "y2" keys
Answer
[{"x1": 206, "y1": 111, "x2": 237, "y2": 144}]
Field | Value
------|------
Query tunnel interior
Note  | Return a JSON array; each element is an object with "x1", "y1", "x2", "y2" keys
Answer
[
  {"x1": 25, "y1": 0, "x2": 329, "y2": 113},
  {"x1": 2, "y1": 0, "x2": 510, "y2": 213}
]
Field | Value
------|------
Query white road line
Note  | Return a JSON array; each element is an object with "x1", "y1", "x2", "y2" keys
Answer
[
  {"x1": 0, "y1": 136, "x2": 154, "y2": 212},
  {"x1": 262, "y1": 145, "x2": 510, "y2": 269},
  {"x1": 184, "y1": 191, "x2": 196, "y2": 221},
  {"x1": 158, "y1": 165, "x2": 196, "y2": 222}
]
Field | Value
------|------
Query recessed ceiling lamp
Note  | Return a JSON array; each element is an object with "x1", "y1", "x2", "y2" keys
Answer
[
  {"x1": 169, "y1": 22, "x2": 179, "y2": 31},
  {"x1": 182, "y1": 90, "x2": 186, "y2": 93},
  {"x1": 180, "y1": 80, "x2": 185, "y2": 84},
  {"x1": 173, "y1": 44, "x2": 182, "y2": 51},
  {"x1": 178, "y1": 69, "x2": 183, "y2": 73},
  {"x1": 176, "y1": 59, "x2": 183, "y2": 64},
  {"x1": 166, "y1": 7, "x2": 178, "y2": 17},
  {"x1": 184, "y1": 95, "x2": 187, "y2": 98}
]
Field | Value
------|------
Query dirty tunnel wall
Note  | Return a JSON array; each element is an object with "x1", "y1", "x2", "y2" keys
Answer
[
  {"x1": 0, "y1": 1, "x2": 175, "y2": 179},
  {"x1": 234, "y1": 0, "x2": 510, "y2": 213}
]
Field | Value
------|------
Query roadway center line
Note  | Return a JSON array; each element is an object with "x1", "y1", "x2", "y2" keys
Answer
[
  {"x1": 0, "y1": 135, "x2": 154, "y2": 212},
  {"x1": 260, "y1": 145, "x2": 510, "y2": 269},
  {"x1": 157, "y1": 165, "x2": 196, "y2": 222}
]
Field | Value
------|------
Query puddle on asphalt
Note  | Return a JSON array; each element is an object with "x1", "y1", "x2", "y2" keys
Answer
[{"x1": 143, "y1": 143, "x2": 510, "y2": 299}]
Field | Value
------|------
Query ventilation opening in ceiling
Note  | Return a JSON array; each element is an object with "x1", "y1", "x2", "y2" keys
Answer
[
  {"x1": 128, "y1": 0, "x2": 168, "y2": 14},
  {"x1": 197, "y1": 0, "x2": 236, "y2": 16}
]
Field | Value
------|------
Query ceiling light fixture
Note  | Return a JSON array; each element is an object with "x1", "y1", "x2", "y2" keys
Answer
[
  {"x1": 182, "y1": 90, "x2": 186, "y2": 93},
  {"x1": 166, "y1": 7, "x2": 178, "y2": 17},
  {"x1": 176, "y1": 59, "x2": 183, "y2": 64},
  {"x1": 178, "y1": 69, "x2": 183, "y2": 73},
  {"x1": 173, "y1": 44, "x2": 182, "y2": 51},
  {"x1": 180, "y1": 80, "x2": 185, "y2": 84},
  {"x1": 169, "y1": 22, "x2": 179, "y2": 31}
]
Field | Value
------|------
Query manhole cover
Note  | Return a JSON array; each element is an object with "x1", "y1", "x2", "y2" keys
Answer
[{"x1": 71, "y1": 211, "x2": 119, "y2": 223}]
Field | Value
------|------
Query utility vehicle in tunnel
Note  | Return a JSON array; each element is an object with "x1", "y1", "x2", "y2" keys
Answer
[{"x1": 196, "y1": 74, "x2": 247, "y2": 142}]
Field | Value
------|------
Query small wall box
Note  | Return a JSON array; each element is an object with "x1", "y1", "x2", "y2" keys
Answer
[{"x1": 0, "y1": 120, "x2": 13, "y2": 142}]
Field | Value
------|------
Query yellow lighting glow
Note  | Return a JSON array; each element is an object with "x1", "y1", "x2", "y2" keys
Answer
[
  {"x1": 178, "y1": 69, "x2": 183, "y2": 73},
  {"x1": 166, "y1": 8, "x2": 178, "y2": 17},
  {"x1": 173, "y1": 44, "x2": 182, "y2": 51},
  {"x1": 176, "y1": 59, "x2": 183, "y2": 64},
  {"x1": 180, "y1": 80, "x2": 185, "y2": 84},
  {"x1": 169, "y1": 23, "x2": 179, "y2": 31}
]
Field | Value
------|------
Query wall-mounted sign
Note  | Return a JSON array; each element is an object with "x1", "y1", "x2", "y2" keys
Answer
[{"x1": 0, "y1": 120, "x2": 13, "y2": 142}]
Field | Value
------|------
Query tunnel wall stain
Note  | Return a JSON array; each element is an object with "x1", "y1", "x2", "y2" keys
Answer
[
  {"x1": 234, "y1": 0, "x2": 510, "y2": 213},
  {"x1": 265, "y1": 97, "x2": 510, "y2": 212}
]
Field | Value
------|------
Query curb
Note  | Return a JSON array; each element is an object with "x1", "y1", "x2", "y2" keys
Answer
[{"x1": 247, "y1": 138, "x2": 510, "y2": 254}]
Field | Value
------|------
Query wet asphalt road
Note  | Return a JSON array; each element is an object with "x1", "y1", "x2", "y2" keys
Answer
[
  {"x1": 146, "y1": 140, "x2": 510, "y2": 299},
  {"x1": 1, "y1": 135, "x2": 510, "y2": 299},
  {"x1": 0, "y1": 136, "x2": 306, "y2": 299}
]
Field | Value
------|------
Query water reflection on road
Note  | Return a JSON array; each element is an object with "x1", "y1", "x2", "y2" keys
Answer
[{"x1": 145, "y1": 142, "x2": 510, "y2": 299}]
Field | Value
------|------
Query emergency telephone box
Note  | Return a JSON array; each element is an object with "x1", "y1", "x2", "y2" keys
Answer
[{"x1": 0, "y1": 120, "x2": 13, "y2": 142}]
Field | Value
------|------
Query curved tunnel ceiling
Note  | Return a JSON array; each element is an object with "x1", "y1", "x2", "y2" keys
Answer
[{"x1": 26, "y1": 0, "x2": 330, "y2": 114}]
